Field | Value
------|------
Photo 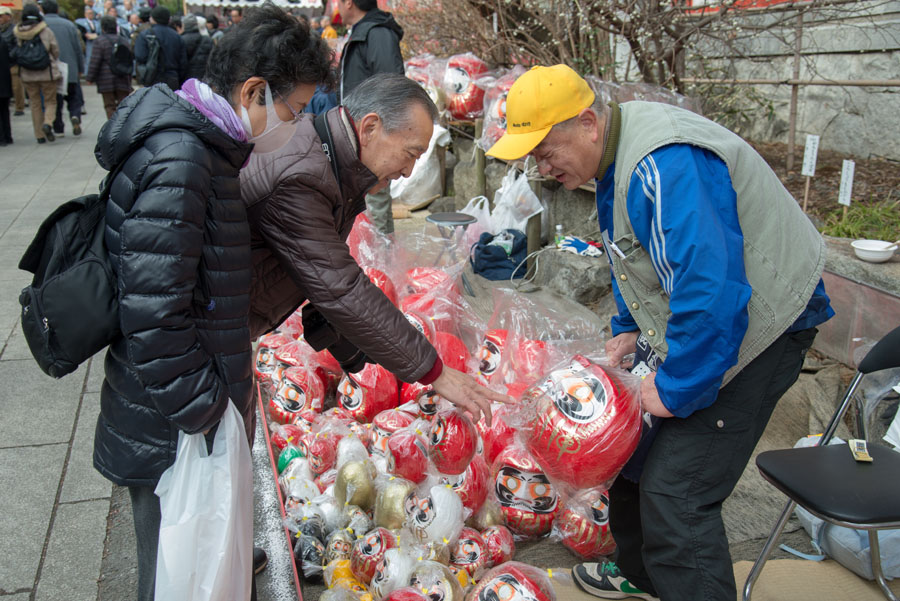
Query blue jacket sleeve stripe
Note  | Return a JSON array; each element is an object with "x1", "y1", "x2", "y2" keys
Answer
[{"x1": 635, "y1": 157, "x2": 675, "y2": 295}]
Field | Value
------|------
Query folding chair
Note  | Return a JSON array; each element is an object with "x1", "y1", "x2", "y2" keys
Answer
[{"x1": 743, "y1": 324, "x2": 900, "y2": 601}]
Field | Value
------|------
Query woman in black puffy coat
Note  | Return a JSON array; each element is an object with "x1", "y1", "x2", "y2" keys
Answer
[{"x1": 92, "y1": 5, "x2": 332, "y2": 600}]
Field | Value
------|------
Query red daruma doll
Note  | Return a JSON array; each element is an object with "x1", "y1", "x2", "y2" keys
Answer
[
  {"x1": 491, "y1": 445, "x2": 561, "y2": 537},
  {"x1": 467, "y1": 561, "x2": 555, "y2": 601},
  {"x1": 337, "y1": 363, "x2": 399, "y2": 423},
  {"x1": 254, "y1": 332, "x2": 292, "y2": 384},
  {"x1": 474, "y1": 329, "x2": 507, "y2": 384},
  {"x1": 428, "y1": 409, "x2": 477, "y2": 475},
  {"x1": 269, "y1": 366, "x2": 325, "y2": 425},
  {"x1": 521, "y1": 356, "x2": 641, "y2": 490},
  {"x1": 557, "y1": 489, "x2": 616, "y2": 559}
]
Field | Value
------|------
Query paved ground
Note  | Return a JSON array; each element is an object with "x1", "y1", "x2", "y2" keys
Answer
[{"x1": 0, "y1": 88, "x2": 829, "y2": 601}]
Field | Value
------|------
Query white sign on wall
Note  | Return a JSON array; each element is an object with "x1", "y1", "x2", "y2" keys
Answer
[
  {"x1": 838, "y1": 159, "x2": 855, "y2": 207},
  {"x1": 801, "y1": 134, "x2": 820, "y2": 177}
]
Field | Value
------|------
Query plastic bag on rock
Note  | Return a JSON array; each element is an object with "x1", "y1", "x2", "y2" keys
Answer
[
  {"x1": 510, "y1": 354, "x2": 642, "y2": 493},
  {"x1": 490, "y1": 164, "x2": 543, "y2": 234}
]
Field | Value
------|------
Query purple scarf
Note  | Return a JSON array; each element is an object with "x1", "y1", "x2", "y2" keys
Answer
[{"x1": 176, "y1": 78, "x2": 248, "y2": 144}]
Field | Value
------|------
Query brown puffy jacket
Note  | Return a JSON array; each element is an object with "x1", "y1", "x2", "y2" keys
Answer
[{"x1": 240, "y1": 107, "x2": 439, "y2": 384}]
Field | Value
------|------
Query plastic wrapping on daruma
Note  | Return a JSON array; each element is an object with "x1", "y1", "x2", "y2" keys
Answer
[
  {"x1": 516, "y1": 355, "x2": 642, "y2": 491},
  {"x1": 490, "y1": 442, "x2": 561, "y2": 538},
  {"x1": 477, "y1": 65, "x2": 527, "y2": 151},
  {"x1": 410, "y1": 560, "x2": 466, "y2": 601},
  {"x1": 370, "y1": 409, "x2": 416, "y2": 459},
  {"x1": 443, "y1": 52, "x2": 489, "y2": 120},
  {"x1": 350, "y1": 526, "x2": 398, "y2": 584},
  {"x1": 371, "y1": 547, "x2": 418, "y2": 600},
  {"x1": 269, "y1": 365, "x2": 326, "y2": 424},
  {"x1": 465, "y1": 561, "x2": 556, "y2": 601},
  {"x1": 428, "y1": 409, "x2": 478, "y2": 475},
  {"x1": 480, "y1": 525, "x2": 515, "y2": 567},
  {"x1": 554, "y1": 487, "x2": 616, "y2": 560},
  {"x1": 337, "y1": 363, "x2": 399, "y2": 423},
  {"x1": 405, "y1": 484, "x2": 465, "y2": 547},
  {"x1": 439, "y1": 453, "x2": 489, "y2": 514},
  {"x1": 449, "y1": 526, "x2": 489, "y2": 579}
]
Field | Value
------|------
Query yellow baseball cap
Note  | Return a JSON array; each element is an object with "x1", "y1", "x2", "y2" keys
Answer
[{"x1": 486, "y1": 64, "x2": 595, "y2": 161}]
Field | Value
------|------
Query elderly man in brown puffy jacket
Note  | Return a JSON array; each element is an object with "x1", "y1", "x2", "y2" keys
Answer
[{"x1": 241, "y1": 74, "x2": 509, "y2": 423}]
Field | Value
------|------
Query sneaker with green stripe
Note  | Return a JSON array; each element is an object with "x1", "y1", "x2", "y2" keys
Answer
[{"x1": 573, "y1": 562, "x2": 659, "y2": 600}]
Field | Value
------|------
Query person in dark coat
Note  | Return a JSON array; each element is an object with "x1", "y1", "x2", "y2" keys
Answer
[
  {"x1": 85, "y1": 15, "x2": 132, "y2": 117},
  {"x1": 180, "y1": 14, "x2": 211, "y2": 81},
  {"x1": 133, "y1": 5, "x2": 185, "y2": 89},
  {"x1": 40, "y1": 0, "x2": 85, "y2": 136},
  {"x1": 92, "y1": 5, "x2": 332, "y2": 600},
  {"x1": 336, "y1": 0, "x2": 405, "y2": 235},
  {"x1": 0, "y1": 27, "x2": 12, "y2": 145}
]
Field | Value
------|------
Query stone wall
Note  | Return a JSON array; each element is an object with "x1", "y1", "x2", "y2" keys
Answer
[{"x1": 610, "y1": 0, "x2": 900, "y2": 160}]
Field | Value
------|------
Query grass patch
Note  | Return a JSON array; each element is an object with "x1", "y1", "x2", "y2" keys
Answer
[{"x1": 821, "y1": 199, "x2": 900, "y2": 242}]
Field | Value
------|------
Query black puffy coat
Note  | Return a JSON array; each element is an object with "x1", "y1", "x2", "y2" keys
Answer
[
  {"x1": 181, "y1": 29, "x2": 212, "y2": 81},
  {"x1": 338, "y1": 9, "x2": 404, "y2": 101},
  {"x1": 93, "y1": 85, "x2": 255, "y2": 487}
]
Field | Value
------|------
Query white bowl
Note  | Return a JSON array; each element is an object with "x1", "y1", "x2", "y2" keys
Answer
[{"x1": 850, "y1": 239, "x2": 897, "y2": 263}]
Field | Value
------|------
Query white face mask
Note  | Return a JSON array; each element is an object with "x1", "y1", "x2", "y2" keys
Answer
[{"x1": 240, "y1": 82, "x2": 298, "y2": 154}]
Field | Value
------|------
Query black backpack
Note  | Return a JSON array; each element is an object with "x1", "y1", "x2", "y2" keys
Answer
[
  {"x1": 14, "y1": 34, "x2": 51, "y2": 71},
  {"x1": 135, "y1": 32, "x2": 161, "y2": 86},
  {"x1": 18, "y1": 166, "x2": 125, "y2": 378},
  {"x1": 109, "y1": 32, "x2": 134, "y2": 78}
]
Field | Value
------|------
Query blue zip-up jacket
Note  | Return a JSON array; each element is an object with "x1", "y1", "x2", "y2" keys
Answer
[{"x1": 597, "y1": 144, "x2": 834, "y2": 417}]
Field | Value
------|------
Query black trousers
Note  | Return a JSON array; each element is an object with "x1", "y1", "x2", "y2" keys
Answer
[
  {"x1": 0, "y1": 97, "x2": 11, "y2": 143},
  {"x1": 53, "y1": 81, "x2": 84, "y2": 132},
  {"x1": 609, "y1": 327, "x2": 818, "y2": 601},
  {"x1": 129, "y1": 486, "x2": 258, "y2": 601}
]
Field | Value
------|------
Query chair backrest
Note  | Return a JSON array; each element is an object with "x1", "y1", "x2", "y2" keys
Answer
[{"x1": 858, "y1": 324, "x2": 900, "y2": 375}]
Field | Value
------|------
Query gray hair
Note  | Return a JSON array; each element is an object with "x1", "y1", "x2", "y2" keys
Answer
[
  {"x1": 552, "y1": 96, "x2": 607, "y2": 132},
  {"x1": 343, "y1": 74, "x2": 439, "y2": 133}
]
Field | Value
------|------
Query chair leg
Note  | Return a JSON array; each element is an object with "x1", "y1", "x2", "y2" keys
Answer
[
  {"x1": 868, "y1": 530, "x2": 898, "y2": 601},
  {"x1": 743, "y1": 499, "x2": 797, "y2": 601}
]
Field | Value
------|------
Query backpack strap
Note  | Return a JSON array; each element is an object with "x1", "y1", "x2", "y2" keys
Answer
[{"x1": 313, "y1": 110, "x2": 342, "y2": 193}]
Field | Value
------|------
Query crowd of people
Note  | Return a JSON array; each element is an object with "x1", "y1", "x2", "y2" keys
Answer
[{"x1": 0, "y1": 0, "x2": 347, "y2": 146}]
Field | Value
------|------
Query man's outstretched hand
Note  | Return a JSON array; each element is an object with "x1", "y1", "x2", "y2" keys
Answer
[{"x1": 430, "y1": 366, "x2": 515, "y2": 427}]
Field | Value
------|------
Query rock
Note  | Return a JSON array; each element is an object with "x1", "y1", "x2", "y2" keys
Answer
[
  {"x1": 429, "y1": 196, "x2": 458, "y2": 213},
  {"x1": 533, "y1": 247, "x2": 612, "y2": 305},
  {"x1": 824, "y1": 236, "x2": 900, "y2": 297}
]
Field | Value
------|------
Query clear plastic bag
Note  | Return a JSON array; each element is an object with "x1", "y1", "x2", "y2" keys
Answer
[
  {"x1": 552, "y1": 487, "x2": 616, "y2": 559},
  {"x1": 511, "y1": 354, "x2": 643, "y2": 492},
  {"x1": 390, "y1": 123, "x2": 451, "y2": 205},
  {"x1": 467, "y1": 561, "x2": 556, "y2": 601},
  {"x1": 477, "y1": 65, "x2": 526, "y2": 152},
  {"x1": 154, "y1": 400, "x2": 253, "y2": 601},
  {"x1": 442, "y1": 52, "x2": 490, "y2": 120}
]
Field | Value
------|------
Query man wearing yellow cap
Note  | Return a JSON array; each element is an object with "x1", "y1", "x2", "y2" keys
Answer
[{"x1": 488, "y1": 65, "x2": 834, "y2": 601}]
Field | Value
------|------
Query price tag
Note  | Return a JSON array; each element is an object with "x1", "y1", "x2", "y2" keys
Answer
[
  {"x1": 801, "y1": 135, "x2": 819, "y2": 177},
  {"x1": 838, "y1": 159, "x2": 855, "y2": 207}
]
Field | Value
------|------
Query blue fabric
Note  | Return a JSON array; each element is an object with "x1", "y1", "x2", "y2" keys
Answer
[
  {"x1": 596, "y1": 144, "x2": 832, "y2": 418},
  {"x1": 469, "y1": 229, "x2": 528, "y2": 280},
  {"x1": 303, "y1": 86, "x2": 337, "y2": 116}
]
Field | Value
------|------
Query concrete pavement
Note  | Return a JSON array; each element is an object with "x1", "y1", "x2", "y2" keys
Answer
[{"x1": 0, "y1": 89, "x2": 294, "y2": 601}]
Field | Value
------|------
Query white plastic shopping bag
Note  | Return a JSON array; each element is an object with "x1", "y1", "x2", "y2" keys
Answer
[
  {"x1": 390, "y1": 123, "x2": 451, "y2": 204},
  {"x1": 459, "y1": 194, "x2": 491, "y2": 245},
  {"x1": 154, "y1": 400, "x2": 253, "y2": 601},
  {"x1": 491, "y1": 166, "x2": 543, "y2": 233}
]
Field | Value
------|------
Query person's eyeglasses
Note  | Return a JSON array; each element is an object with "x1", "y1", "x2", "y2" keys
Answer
[{"x1": 274, "y1": 90, "x2": 303, "y2": 123}]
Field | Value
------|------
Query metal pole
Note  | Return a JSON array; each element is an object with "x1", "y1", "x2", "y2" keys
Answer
[
  {"x1": 474, "y1": 119, "x2": 486, "y2": 199},
  {"x1": 786, "y1": 12, "x2": 803, "y2": 172}
]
